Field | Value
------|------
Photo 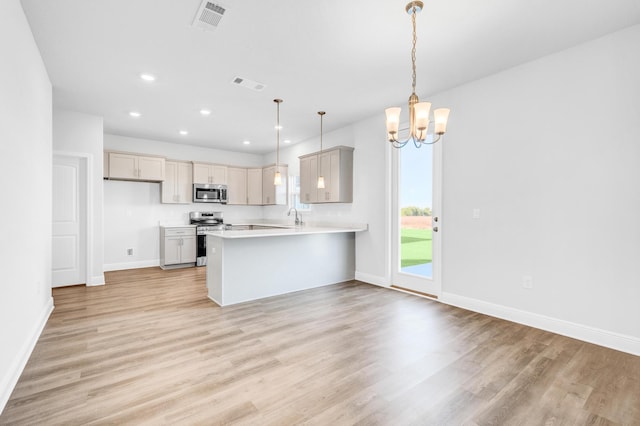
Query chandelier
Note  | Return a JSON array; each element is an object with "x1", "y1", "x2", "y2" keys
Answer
[{"x1": 385, "y1": 1, "x2": 450, "y2": 148}]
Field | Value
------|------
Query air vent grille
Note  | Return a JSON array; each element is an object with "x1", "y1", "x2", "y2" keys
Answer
[
  {"x1": 192, "y1": 1, "x2": 226, "y2": 31},
  {"x1": 231, "y1": 76, "x2": 266, "y2": 92}
]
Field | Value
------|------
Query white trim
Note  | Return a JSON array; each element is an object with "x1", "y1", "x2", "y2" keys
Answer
[
  {"x1": 389, "y1": 127, "x2": 442, "y2": 296},
  {"x1": 441, "y1": 292, "x2": 640, "y2": 356},
  {"x1": 87, "y1": 275, "x2": 105, "y2": 286},
  {"x1": 355, "y1": 271, "x2": 389, "y2": 287},
  {"x1": 0, "y1": 297, "x2": 54, "y2": 414},
  {"x1": 53, "y1": 151, "x2": 95, "y2": 287},
  {"x1": 103, "y1": 260, "x2": 160, "y2": 272}
]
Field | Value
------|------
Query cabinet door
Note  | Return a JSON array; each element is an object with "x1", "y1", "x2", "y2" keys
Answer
[
  {"x1": 193, "y1": 163, "x2": 211, "y2": 184},
  {"x1": 262, "y1": 166, "x2": 275, "y2": 205},
  {"x1": 227, "y1": 167, "x2": 247, "y2": 205},
  {"x1": 138, "y1": 156, "x2": 165, "y2": 181},
  {"x1": 108, "y1": 153, "x2": 138, "y2": 179},
  {"x1": 247, "y1": 168, "x2": 263, "y2": 205},
  {"x1": 161, "y1": 161, "x2": 178, "y2": 203},
  {"x1": 176, "y1": 162, "x2": 193, "y2": 203},
  {"x1": 164, "y1": 237, "x2": 182, "y2": 265},
  {"x1": 180, "y1": 236, "x2": 197, "y2": 263},
  {"x1": 212, "y1": 165, "x2": 227, "y2": 185},
  {"x1": 300, "y1": 155, "x2": 318, "y2": 203},
  {"x1": 318, "y1": 151, "x2": 341, "y2": 202}
]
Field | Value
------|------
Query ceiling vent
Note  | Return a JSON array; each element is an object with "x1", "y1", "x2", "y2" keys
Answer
[
  {"x1": 192, "y1": 1, "x2": 226, "y2": 31},
  {"x1": 231, "y1": 76, "x2": 266, "y2": 92}
]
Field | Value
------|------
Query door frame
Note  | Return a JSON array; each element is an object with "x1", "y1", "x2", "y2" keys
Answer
[
  {"x1": 53, "y1": 151, "x2": 94, "y2": 287},
  {"x1": 389, "y1": 136, "x2": 443, "y2": 297}
]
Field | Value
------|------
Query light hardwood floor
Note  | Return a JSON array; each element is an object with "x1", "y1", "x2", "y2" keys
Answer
[{"x1": 1, "y1": 267, "x2": 639, "y2": 425}]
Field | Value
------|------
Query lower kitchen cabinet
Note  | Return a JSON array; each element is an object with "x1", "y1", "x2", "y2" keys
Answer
[{"x1": 160, "y1": 226, "x2": 196, "y2": 269}]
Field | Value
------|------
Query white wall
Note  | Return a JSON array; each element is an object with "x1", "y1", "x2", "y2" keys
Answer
[
  {"x1": 429, "y1": 25, "x2": 640, "y2": 348},
  {"x1": 103, "y1": 134, "x2": 265, "y2": 270},
  {"x1": 0, "y1": 0, "x2": 53, "y2": 412},
  {"x1": 53, "y1": 109, "x2": 105, "y2": 285}
]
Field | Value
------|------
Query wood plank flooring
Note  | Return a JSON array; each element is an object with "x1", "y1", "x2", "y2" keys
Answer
[{"x1": 1, "y1": 267, "x2": 639, "y2": 425}]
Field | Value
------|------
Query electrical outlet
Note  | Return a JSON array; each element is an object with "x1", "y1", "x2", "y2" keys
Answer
[
  {"x1": 472, "y1": 208, "x2": 480, "y2": 219},
  {"x1": 522, "y1": 275, "x2": 533, "y2": 289},
  {"x1": 127, "y1": 248, "x2": 134, "y2": 256}
]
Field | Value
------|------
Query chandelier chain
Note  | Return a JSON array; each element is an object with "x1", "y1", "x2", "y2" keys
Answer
[{"x1": 411, "y1": 5, "x2": 417, "y2": 94}]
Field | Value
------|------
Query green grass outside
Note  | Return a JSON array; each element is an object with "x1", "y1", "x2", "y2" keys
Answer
[{"x1": 401, "y1": 228, "x2": 432, "y2": 267}]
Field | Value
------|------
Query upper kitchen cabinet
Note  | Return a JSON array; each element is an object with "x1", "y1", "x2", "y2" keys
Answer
[
  {"x1": 226, "y1": 167, "x2": 247, "y2": 205},
  {"x1": 299, "y1": 155, "x2": 319, "y2": 204},
  {"x1": 162, "y1": 161, "x2": 193, "y2": 204},
  {"x1": 193, "y1": 162, "x2": 227, "y2": 185},
  {"x1": 247, "y1": 168, "x2": 263, "y2": 205},
  {"x1": 106, "y1": 152, "x2": 165, "y2": 182},
  {"x1": 299, "y1": 146, "x2": 354, "y2": 203},
  {"x1": 262, "y1": 165, "x2": 288, "y2": 205}
]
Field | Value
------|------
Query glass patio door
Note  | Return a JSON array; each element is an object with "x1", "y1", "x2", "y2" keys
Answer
[{"x1": 391, "y1": 138, "x2": 442, "y2": 297}]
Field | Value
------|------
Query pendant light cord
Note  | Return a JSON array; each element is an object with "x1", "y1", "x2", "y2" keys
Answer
[{"x1": 411, "y1": 5, "x2": 417, "y2": 95}]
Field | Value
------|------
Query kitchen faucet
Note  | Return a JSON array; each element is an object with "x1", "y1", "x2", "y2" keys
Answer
[{"x1": 287, "y1": 207, "x2": 302, "y2": 225}]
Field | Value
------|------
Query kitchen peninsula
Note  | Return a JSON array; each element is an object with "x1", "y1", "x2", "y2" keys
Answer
[{"x1": 206, "y1": 224, "x2": 367, "y2": 306}]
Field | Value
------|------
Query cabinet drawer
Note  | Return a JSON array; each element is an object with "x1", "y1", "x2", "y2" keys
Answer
[{"x1": 164, "y1": 227, "x2": 196, "y2": 237}]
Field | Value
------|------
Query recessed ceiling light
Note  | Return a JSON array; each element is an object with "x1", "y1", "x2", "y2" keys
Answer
[
  {"x1": 179, "y1": 130, "x2": 188, "y2": 135},
  {"x1": 129, "y1": 111, "x2": 141, "y2": 118},
  {"x1": 140, "y1": 73, "x2": 155, "y2": 82},
  {"x1": 284, "y1": 139, "x2": 291, "y2": 144},
  {"x1": 200, "y1": 109, "x2": 211, "y2": 116},
  {"x1": 243, "y1": 140, "x2": 251, "y2": 145}
]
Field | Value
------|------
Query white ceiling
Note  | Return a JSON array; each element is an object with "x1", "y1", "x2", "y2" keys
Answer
[{"x1": 21, "y1": 0, "x2": 640, "y2": 153}]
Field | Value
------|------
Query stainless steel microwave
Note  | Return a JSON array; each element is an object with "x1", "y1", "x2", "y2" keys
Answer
[{"x1": 193, "y1": 183, "x2": 228, "y2": 204}]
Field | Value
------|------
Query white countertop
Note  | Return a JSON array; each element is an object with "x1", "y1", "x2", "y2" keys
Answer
[
  {"x1": 205, "y1": 223, "x2": 367, "y2": 239},
  {"x1": 159, "y1": 224, "x2": 197, "y2": 228}
]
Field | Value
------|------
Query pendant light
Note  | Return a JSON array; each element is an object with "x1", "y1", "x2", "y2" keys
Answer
[
  {"x1": 317, "y1": 111, "x2": 326, "y2": 189},
  {"x1": 273, "y1": 98, "x2": 283, "y2": 185},
  {"x1": 384, "y1": 1, "x2": 451, "y2": 148}
]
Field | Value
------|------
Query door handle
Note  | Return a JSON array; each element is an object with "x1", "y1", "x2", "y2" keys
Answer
[{"x1": 433, "y1": 226, "x2": 439, "y2": 232}]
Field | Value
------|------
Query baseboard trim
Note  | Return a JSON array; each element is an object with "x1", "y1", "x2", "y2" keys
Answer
[
  {"x1": 441, "y1": 292, "x2": 640, "y2": 356},
  {"x1": 354, "y1": 271, "x2": 388, "y2": 287},
  {"x1": 87, "y1": 274, "x2": 105, "y2": 286},
  {"x1": 0, "y1": 296, "x2": 54, "y2": 414},
  {"x1": 103, "y1": 260, "x2": 159, "y2": 272}
]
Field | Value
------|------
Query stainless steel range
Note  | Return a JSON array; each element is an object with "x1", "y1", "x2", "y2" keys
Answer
[{"x1": 190, "y1": 211, "x2": 224, "y2": 266}]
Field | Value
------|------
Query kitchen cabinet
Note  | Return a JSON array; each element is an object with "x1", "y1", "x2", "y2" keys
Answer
[
  {"x1": 162, "y1": 161, "x2": 193, "y2": 204},
  {"x1": 247, "y1": 168, "x2": 263, "y2": 205},
  {"x1": 262, "y1": 165, "x2": 288, "y2": 205},
  {"x1": 107, "y1": 152, "x2": 165, "y2": 181},
  {"x1": 299, "y1": 146, "x2": 353, "y2": 203},
  {"x1": 193, "y1": 162, "x2": 227, "y2": 184},
  {"x1": 226, "y1": 167, "x2": 247, "y2": 205},
  {"x1": 299, "y1": 155, "x2": 319, "y2": 203},
  {"x1": 160, "y1": 226, "x2": 196, "y2": 269}
]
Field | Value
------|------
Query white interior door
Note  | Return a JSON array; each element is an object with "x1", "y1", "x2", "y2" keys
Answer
[
  {"x1": 52, "y1": 155, "x2": 86, "y2": 287},
  {"x1": 391, "y1": 138, "x2": 442, "y2": 297}
]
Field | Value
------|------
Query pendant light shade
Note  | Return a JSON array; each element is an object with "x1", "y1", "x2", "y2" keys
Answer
[
  {"x1": 273, "y1": 99, "x2": 283, "y2": 186},
  {"x1": 317, "y1": 111, "x2": 326, "y2": 189}
]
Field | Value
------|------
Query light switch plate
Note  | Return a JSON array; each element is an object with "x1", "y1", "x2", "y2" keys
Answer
[{"x1": 472, "y1": 208, "x2": 480, "y2": 219}]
